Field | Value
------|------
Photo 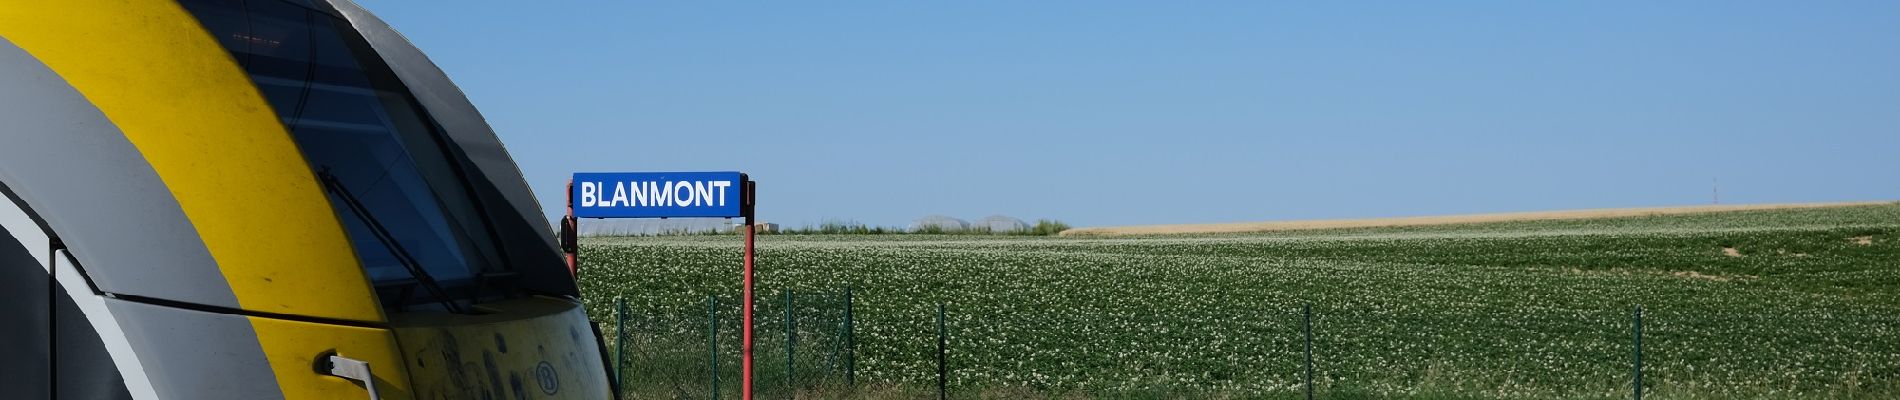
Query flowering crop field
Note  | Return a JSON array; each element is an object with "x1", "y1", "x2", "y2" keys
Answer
[{"x1": 580, "y1": 203, "x2": 1900, "y2": 399}]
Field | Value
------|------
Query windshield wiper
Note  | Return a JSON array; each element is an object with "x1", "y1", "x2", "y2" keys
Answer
[{"x1": 317, "y1": 168, "x2": 466, "y2": 314}]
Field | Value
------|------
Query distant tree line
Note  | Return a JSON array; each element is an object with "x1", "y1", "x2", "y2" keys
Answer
[
  {"x1": 773, "y1": 219, "x2": 1071, "y2": 236},
  {"x1": 587, "y1": 218, "x2": 1072, "y2": 237}
]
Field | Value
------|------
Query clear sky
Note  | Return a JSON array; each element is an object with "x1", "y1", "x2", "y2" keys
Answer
[{"x1": 356, "y1": 1, "x2": 1898, "y2": 228}]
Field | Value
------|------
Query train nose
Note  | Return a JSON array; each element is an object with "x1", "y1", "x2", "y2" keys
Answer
[{"x1": 389, "y1": 297, "x2": 614, "y2": 399}]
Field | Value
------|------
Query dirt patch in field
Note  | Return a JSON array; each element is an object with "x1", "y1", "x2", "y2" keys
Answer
[
  {"x1": 1722, "y1": 247, "x2": 1742, "y2": 257},
  {"x1": 1063, "y1": 201, "x2": 1886, "y2": 236},
  {"x1": 1850, "y1": 236, "x2": 1874, "y2": 246}
]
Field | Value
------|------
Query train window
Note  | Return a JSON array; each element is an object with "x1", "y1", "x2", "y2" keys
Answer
[{"x1": 179, "y1": 0, "x2": 510, "y2": 309}]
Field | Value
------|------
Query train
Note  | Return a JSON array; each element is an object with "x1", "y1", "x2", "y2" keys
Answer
[{"x1": 2, "y1": 0, "x2": 614, "y2": 398}]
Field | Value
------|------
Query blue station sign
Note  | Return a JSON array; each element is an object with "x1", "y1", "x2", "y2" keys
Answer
[{"x1": 572, "y1": 171, "x2": 748, "y2": 218}]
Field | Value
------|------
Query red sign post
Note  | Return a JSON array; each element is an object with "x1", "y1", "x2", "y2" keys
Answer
[{"x1": 739, "y1": 180, "x2": 757, "y2": 400}]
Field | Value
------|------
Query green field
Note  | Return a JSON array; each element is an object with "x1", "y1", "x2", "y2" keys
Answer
[{"x1": 580, "y1": 203, "x2": 1900, "y2": 399}]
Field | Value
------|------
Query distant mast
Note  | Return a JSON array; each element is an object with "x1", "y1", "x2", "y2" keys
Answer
[{"x1": 1712, "y1": 178, "x2": 1720, "y2": 205}]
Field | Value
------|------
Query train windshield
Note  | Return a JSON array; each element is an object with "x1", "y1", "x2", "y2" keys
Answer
[{"x1": 180, "y1": 0, "x2": 512, "y2": 310}]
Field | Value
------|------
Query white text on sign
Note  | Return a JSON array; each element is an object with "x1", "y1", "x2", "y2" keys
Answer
[{"x1": 579, "y1": 180, "x2": 733, "y2": 208}]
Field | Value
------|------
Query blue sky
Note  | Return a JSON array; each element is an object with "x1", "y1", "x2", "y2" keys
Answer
[{"x1": 357, "y1": 1, "x2": 1899, "y2": 228}]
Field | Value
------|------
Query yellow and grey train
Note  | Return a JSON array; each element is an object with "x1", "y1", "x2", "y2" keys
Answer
[{"x1": 2, "y1": 0, "x2": 614, "y2": 398}]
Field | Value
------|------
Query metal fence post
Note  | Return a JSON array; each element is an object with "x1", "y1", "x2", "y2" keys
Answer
[
  {"x1": 709, "y1": 295, "x2": 719, "y2": 400},
  {"x1": 1633, "y1": 305, "x2": 1643, "y2": 400},
  {"x1": 615, "y1": 296, "x2": 627, "y2": 393},
  {"x1": 937, "y1": 303, "x2": 947, "y2": 400},
  {"x1": 845, "y1": 287, "x2": 856, "y2": 387},
  {"x1": 1304, "y1": 303, "x2": 1314, "y2": 400}
]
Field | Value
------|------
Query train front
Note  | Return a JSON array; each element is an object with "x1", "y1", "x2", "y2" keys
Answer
[{"x1": 0, "y1": 0, "x2": 613, "y2": 398}]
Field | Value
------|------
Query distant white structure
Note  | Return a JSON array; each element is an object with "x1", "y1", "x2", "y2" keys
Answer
[
  {"x1": 977, "y1": 215, "x2": 1029, "y2": 233},
  {"x1": 909, "y1": 215, "x2": 969, "y2": 232},
  {"x1": 746, "y1": 222, "x2": 780, "y2": 234}
]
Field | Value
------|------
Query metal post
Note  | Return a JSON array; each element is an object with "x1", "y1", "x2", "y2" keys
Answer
[
  {"x1": 562, "y1": 179, "x2": 578, "y2": 277},
  {"x1": 785, "y1": 290, "x2": 795, "y2": 393},
  {"x1": 615, "y1": 297, "x2": 627, "y2": 391},
  {"x1": 1304, "y1": 303, "x2": 1314, "y2": 400},
  {"x1": 741, "y1": 203, "x2": 756, "y2": 400},
  {"x1": 844, "y1": 287, "x2": 856, "y2": 387},
  {"x1": 1633, "y1": 305, "x2": 1643, "y2": 400},
  {"x1": 709, "y1": 295, "x2": 719, "y2": 400},
  {"x1": 937, "y1": 303, "x2": 947, "y2": 400}
]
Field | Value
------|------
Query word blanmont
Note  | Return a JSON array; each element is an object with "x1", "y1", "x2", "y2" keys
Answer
[{"x1": 578, "y1": 180, "x2": 732, "y2": 208}]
